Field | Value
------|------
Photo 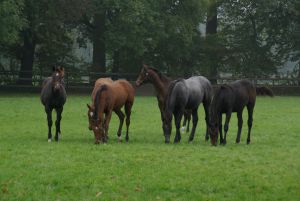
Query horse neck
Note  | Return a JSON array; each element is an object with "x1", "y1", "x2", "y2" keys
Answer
[
  {"x1": 94, "y1": 93, "x2": 107, "y2": 124},
  {"x1": 149, "y1": 72, "x2": 170, "y2": 98}
]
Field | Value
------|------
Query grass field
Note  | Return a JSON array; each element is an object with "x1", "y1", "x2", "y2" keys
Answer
[{"x1": 0, "y1": 93, "x2": 299, "y2": 201}]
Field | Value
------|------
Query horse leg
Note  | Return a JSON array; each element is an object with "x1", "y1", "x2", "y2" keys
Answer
[
  {"x1": 46, "y1": 107, "x2": 53, "y2": 142},
  {"x1": 186, "y1": 110, "x2": 191, "y2": 133},
  {"x1": 115, "y1": 109, "x2": 125, "y2": 142},
  {"x1": 219, "y1": 114, "x2": 223, "y2": 144},
  {"x1": 173, "y1": 109, "x2": 184, "y2": 143},
  {"x1": 223, "y1": 111, "x2": 232, "y2": 145},
  {"x1": 181, "y1": 112, "x2": 187, "y2": 133},
  {"x1": 188, "y1": 109, "x2": 199, "y2": 143},
  {"x1": 246, "y1": 104, "x2": 254, "y2": 144},
  {"x1": 203, "y1": 102, "x2": 210, "y2": 141},
  {"x1": 125, "y1": 102, "x2": 133, "y2": 142},
  {"x1": 55, "y1": 107, "x2": 63, "y2": 142},
  {"x1": 236, "y1": 110, "x2": 243, "y2": 144},
  {"x1": 103, "y1": 111, "x2": 113, "y2": 143}
]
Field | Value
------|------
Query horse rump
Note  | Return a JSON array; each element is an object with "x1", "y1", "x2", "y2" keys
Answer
[{"x1": 256, "y1": 86, "x2": 274, "y2": 97}]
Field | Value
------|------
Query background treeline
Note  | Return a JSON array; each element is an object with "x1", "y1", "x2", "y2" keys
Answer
[{"x1": 0, "y1": 0, "x2": 299, "y2": 85}]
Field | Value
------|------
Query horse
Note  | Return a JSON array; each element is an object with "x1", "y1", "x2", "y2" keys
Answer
[
  {"x1": 87, "y1": 80, "x2": 135, "y2": 144},
  {"x1": 135, "y1": 64, "x2": 192, "y2": 133},
  {"x1": 209, "y1": 79, "x2": 274, "y2": 146},
  {"x1": 163, "y1": 76, "x2": 213, "y2": 143},
  {"x1": 40, "y1": 66, "x2": 67, "y2": 142},
  {"x1": 88, "y1": 78, "x2": 114, "y2": 131}
]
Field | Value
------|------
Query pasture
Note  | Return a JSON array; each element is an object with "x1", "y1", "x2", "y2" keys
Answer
[{"x1": 0, "y1": 94, "x2": 299, "y2": 201}]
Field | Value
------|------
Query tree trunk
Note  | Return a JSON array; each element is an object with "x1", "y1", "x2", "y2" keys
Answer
[
  {"x1": 112, "y1": 50, "x2": 120, "y2": 80},
  {"x1": 92, "y1": 12, "x2": 106, "y2": 75},
  {"x1": 206, "y1": 0, "x2": 218, "y2": 84},
  {"x1": 18, "y1": 30, "x2": 35, "y2": 85}
]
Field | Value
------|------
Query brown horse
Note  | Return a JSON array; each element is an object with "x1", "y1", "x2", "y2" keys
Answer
[
  {"x1": 87, "y1": 79, "x2": 135, "y2": 144},
  {"x1": 135, "y1": 64, "x2": 192, "y2": 133},
  {"x1": 209, "y1": 80, "x2": 274, "y2": 146},
  {"x1": 88, "y1": 78, "x2": 113, "y2": 130}
]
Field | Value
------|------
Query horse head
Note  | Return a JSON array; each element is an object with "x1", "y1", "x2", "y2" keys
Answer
[
  {"x1": 135, "y1": 64, "x2": 151, "y2": 87},
  {"x1": 52, "y1": 66, "x2": 64, "y2": 93},
  {"x1": 87, "y1": 104, "x2": 105, "y2": 144}
]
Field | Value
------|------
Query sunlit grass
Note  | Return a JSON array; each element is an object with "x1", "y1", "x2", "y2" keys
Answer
[{"x1": 0, "y1": 94, "x2": 299, "y2": 200}]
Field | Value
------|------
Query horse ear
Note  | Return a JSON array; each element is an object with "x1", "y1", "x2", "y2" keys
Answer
[
  {"x1": 143, "y1": 64, "x2": 149, "y2": 69},
  {"x1": 87, "y1": 104, "x2": 91, "y2": 110},
  {"x1": 52, "y1": 66, "x2": 56, "y2": 72},
  {"x1": 220, "y1": 85, "x2": 226, "y2": 89},
  {"x1": 59, "y1": 66, "x2": 65, "y2": 77}
]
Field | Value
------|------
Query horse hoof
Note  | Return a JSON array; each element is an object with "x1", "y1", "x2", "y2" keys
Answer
[{"x1": 48, "y1": 139, "x2": 52, "y2": 142}]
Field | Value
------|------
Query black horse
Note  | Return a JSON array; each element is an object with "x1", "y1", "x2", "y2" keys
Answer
[
  {"x1": 163, "y1": 76, "x2": 213, "y2": 143},
  {"x1": 41, "y1": 66, "x2": 67, "y2": 142},
  {"x1": 209, "y1": 80, "x2": 274, "y2": 146}
]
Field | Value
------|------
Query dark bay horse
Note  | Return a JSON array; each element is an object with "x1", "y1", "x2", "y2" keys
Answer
[
  {"x1": 41, "y1": 66, "x2": 67, "y2": 142},
  {"x1": 209, "y1": 80, "x2": 274, "y2": 146},
  {"x1": 163, "y1": 76, "x2": 213, "y2": 143},
  {"x1": 135, "y1": 64, "x2": 192, "y2": 133},
  {"x1": 87, "y1": 80, "x2": 135, "y2": 144}
]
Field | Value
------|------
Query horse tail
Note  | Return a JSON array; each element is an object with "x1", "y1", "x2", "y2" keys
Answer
[
  {"x1": 165, "y1": 79, "x2": 183, "y2": 108},
  {"x1": 203, "y1": 79, "x2": 213, "y2": 105},
  {"x1": 256, "y1": 86, "x2": 274, "y2": 97},
  {"x1": 94, "y1": 84, "x2": 108, "y2": 120}
]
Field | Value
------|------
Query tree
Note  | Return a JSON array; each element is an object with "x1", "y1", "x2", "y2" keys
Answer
[
  {"x1": 0, "y1": 0, "x2": 25, "y2": 46},
  {"x1": 14, "y1": 0, "x2": 85, "y2": 85},
  {"x1": 218, "y1": 0, "x2": 300, "y2": 76}
]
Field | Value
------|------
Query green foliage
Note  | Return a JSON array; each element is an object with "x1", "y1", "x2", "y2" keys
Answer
[
  {"x1": 218, "y1": 0, "x2": 300, "y2": 76},
  {"x1": 0, "y1": 0, "x2": 299, "y2": 77},
  {"x1": 0, "y1": 0, "x2": 25, "y2": 46}
]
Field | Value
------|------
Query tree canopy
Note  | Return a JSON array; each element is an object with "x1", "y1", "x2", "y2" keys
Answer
[{"x1": 0, "y1": 0, "x2": 299, "y2": 84}]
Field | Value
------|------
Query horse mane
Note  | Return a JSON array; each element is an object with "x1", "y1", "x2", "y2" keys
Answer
[
  {"x1": 148, "y1": 66, "x2": 170, "y2": 82},
  {"x1": 94, "y1": 84, "x2": 108, "y2": 120}
]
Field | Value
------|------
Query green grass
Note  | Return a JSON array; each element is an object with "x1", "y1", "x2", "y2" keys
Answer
[{"x1": 0, "y1": 94, "x2": 299, "y2": 201}]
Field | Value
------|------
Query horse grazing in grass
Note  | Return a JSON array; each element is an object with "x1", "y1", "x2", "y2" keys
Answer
[
  {"x1": 135, "y1": 64, "x2": 192, "y2": 133},
  {"x1": 87, "y1": 80, "x2": 135, "y2": 144},
  {"x1": 41, "y1": 66, "x2": 67, "y2": 142},
  {"x1": 209, "y1": 80, "x2": 274, "y2": 146},
  {"x1": 163, "y1": 76, "x2": 213, "y2": 143},
  {"x1": 88, "y1": 78, "x2": 113, "y2": 131}
]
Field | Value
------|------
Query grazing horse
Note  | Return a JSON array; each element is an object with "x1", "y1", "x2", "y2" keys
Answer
[
  {"x1": 163, "y1": 76, "x2": 213, "y2": 143},
  {"x1": 135, "y1": 64, "x2": 192, "y2": 133},
  {"x1": 87, "y1": 80, "x2": 135, "y2": 144},
  {"x1": 88, "y1": 78, "x2": 113, "y2": 130},
  {"x1": 209, "y1": 80, "x2": 274, "y2": 146},
  {"x1": 41, "y1": 66, "x2": 67, "y2": 142}
]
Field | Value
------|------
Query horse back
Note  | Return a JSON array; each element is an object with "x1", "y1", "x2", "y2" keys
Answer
[
  {"x1": 185, "y1": 76, "x2": 212, "y2": 109},
  {"x1": 92, "y1": 78, "x2": 114, "y2": 99},
  {"x1": 111, "y1": 80, "x2": 135, "y2": 108},
  {"x1": 231, "y1": 80, "x2": 256, "y2": 109}
]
